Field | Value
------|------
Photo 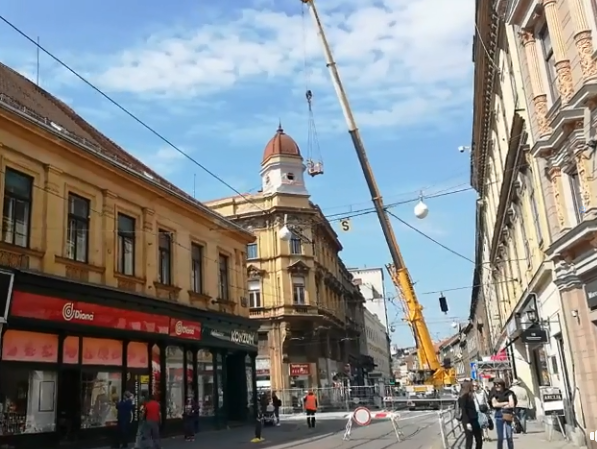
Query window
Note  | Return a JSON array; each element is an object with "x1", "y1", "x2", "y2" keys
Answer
[
  {"x1": 218, "y1": 254, "x2": 229, "y2": 300},
  {"x1": 569, "y1": 170, "x2": 584, "y2": 224},
  {"x1": 247, "y1": 243, "x2": 258, "y2": 260},
  {"x1": 526, "y1": 169, "x2": 544, "y2": 244},
  {"x1": 197, "y1": 349, "x2": 214, "y2": 416},
  {"x1": 191, "y1": 243, "x2": 203, "y2": 293},
  {"x1": 532, "y1": 347, "x2": 551, "y2": 387},
  {"x1": 2, "y1": 168, "x2": 33, "y2": 248},
  {"x1": 66, "y1": 194, "x2": 90, "y2": 263},
  {"x1": 516, "y1": 203, "x2": 531, "y2": 266},
  {"x1": 540, "y1": 25, "x2": 558, "y2": 102},
  {"x1": 165, "y1": 346, "x2": 184, "y2": 419},
  {"x1": 286, "y1": 173, "x2": 295, "y2": 181},
  {"x1": 290, "y1": 237, "x2": 302, "y2": 255},
  {"x1": 158, "y1": 230, "x2": 172, "y2": 285},
  {"x1": 117, "y1": 214, "x2": 135, "y2": 276},
  {"x1": 80, "y1": 371, "x2": 122, "y2": 428},
  {"x1": 249, "y1": 280, "x2": 261, "y2": 308},
  {"x1": 0, "y1": 368, "x2": 58, "y2": 434},
  {"x1": 292, "y1": 276, "x2": 306, "y2": 304}
]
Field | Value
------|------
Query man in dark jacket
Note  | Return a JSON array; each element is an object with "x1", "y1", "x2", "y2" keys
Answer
[
  {"x1": 114, "y1": 391, "x2": 134, "y2": 448},
  {"x1": 271, "y1": 391, "x2": 282, "y2": 426}
]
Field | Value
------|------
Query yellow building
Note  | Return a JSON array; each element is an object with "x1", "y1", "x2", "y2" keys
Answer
[
  {"x1": 0, "y1": 62, "x2": 259, "y2": 446},
  {"x1": 206, "y1": 125, "x2": 366, "y2": 391}
]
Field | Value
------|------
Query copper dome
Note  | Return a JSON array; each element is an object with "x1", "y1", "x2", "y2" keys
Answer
[{"x1": 262, "y1": 124, "x2": 302, "y2": 165}]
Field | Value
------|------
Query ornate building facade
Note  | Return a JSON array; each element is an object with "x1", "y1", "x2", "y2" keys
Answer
[
  {"x1": 205, "y1": 125, "x2": 366, "y2": 391},
  {"x1": 472, "y1": 0, "x2": 597, "y2": 444}
]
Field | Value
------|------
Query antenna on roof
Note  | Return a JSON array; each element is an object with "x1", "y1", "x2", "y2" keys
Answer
[{"x1": 36, "y1": 36, "x2": 40, "y2": 86}]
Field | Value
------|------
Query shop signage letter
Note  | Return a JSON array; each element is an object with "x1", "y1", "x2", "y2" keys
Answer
[{"x1": 231, "y1": 330, "x2": 256, "y2": 346}]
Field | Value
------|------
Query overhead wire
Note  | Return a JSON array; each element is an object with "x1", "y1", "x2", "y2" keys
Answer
[{"x1": 0, "y1": 15, "x2": 534, "y2": 324}]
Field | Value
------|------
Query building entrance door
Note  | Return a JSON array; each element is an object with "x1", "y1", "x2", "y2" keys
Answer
[{"x1": 56, "y1": 367, "x2": 81, "y2": 442}]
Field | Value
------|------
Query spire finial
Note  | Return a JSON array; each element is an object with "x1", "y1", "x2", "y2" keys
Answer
[{"x1": 277, "y1": 119, "x2": 283, "y2": 133}]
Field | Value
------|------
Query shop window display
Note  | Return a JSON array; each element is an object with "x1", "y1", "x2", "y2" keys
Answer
[
  {"x1": 165, "y1": 346, "x2": 184, "y2": 419},
  {"x1": 0, "y1": 369, "x2": 57, "y2": 435},
  {"x1": 80, "y1": 371, "x2": 121, "y2": 429},
  {"x1": 197, "y1": 349, "x2": 214, "y2": 416}
]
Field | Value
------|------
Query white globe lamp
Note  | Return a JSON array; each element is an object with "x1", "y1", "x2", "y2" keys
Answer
[
  {"x1": 279, "y1": 225, "x2": 294, "y2": 242},
  {"x1": 451, "y1": 321, "x2": 458, "y2": 329},
  {"x1": 414, "y1": 199, "x2": 429, "y2": 219}
]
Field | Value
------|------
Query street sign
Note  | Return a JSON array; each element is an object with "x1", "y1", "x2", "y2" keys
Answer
[
  {"x1": 521, "y1": 325, "x2": 548, "y2": 344},
  {"x1": 470, "y1": 362, "x2": 478, "y2": 380},
  {"x1": 539, "y1": 386, "x2": 564, "y2": 416}
]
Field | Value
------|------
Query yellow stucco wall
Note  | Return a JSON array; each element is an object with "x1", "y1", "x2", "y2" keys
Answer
[{"x1": 0, "y1": 111, "x2": 253, "y2": 318}]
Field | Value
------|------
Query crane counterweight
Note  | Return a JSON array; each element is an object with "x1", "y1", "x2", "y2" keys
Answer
[{"x1": 301, "y1": 0, "x2": 456, "y2": 394}]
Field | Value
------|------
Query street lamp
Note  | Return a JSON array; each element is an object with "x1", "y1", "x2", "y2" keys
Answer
[
  {"x1": 526, "y1": 308, "x2": 538, "y2": 323},
  {"x1": 414, "y1": 193, "x2": 429, "y2": 219}
]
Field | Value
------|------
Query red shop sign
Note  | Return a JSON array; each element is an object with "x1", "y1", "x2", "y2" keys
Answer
[
  {"x1": 169, "y1": 319, "x2": 201, "y2": 340},
  {"x1": 289, "y1": 363, "x2": 310, "y2": 376},
  {"x1": 10, "y1": 291, "x2": 170, "y2": 334}
]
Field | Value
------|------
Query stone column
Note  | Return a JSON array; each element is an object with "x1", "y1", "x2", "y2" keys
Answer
[
  {"x1": 543, "y1": 0, "x2": 575, "y2": 103},
  {"x1": 547, "y1": 165, "x2": 567, "y2": 230},
  {"x1": 568, "y1": 0, "x2": 597, "y2": 80},
  {"x1": 520, "y1": 31, "x2": 551, "y2": 136},
  {"x1": 573, "y1": 143, "x2": 594, "y2": 214}
]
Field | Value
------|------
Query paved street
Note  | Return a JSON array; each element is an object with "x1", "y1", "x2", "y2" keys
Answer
[{"x1": 97, "y1": 411, "x2": 446, "y2": 449}]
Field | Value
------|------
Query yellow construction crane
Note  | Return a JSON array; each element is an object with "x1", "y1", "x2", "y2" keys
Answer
[{"x1": 299, "y1": 0, "x2": 456, "y2": 390}]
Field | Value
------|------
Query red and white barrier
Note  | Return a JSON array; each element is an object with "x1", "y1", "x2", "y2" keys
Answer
[{"x1": 343, "y1": 407, "x2": 403, "y2": 441}]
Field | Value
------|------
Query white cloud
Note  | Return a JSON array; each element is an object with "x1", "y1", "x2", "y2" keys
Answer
[{"x1": 86, "y1": 0, "x2": 473, "y2": 128}]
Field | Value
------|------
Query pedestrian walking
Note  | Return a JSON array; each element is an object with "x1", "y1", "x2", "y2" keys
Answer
[
  {"x1": 113, "y1": 391, "x2": 134, "y2": 448},
  {"x1": 491, "y1": 379, "x2": 516, "y2": 449},
  {"x1": 143, "y1": 395, "x2": 161, "y2": 449},
  {"x1": 183, "y1": 396, "x2": 196, "y2": 441},
  {"x1": 272, "y1": 391, "x2": 281, "y2": 426},
  {"x1": 509, "y1": 379, "x2": 529, "y2": 433},
  {"x1": 459, "y1": 380, "x2": 483, "y2": 449},
  {"x1": 303, "y1": 391, "x2": 318, "y2": 429},
  {"x1": 473, "y1": 382, "x2": 492, "y2": 441}
]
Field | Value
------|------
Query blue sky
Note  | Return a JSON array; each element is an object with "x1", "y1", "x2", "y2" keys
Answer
[{"x1": 0, "y1": 0, "x2": 475, "y2": 347}]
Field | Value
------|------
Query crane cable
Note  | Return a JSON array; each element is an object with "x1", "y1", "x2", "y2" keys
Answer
[{"x1": 301, "y1": 4, "x2": 323, "y2": 169}]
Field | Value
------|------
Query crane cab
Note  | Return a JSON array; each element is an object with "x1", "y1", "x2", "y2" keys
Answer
[{"x1": 307, "y1": 159, "x2": 324, "y2": 177}]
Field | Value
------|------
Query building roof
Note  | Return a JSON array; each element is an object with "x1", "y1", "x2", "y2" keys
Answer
[
  {"x1": 0, "y1": 61, "x2": 251, "y2": 239},
  {"x1": 261, "y1": 123, "x2": 301, "y2": 165}
]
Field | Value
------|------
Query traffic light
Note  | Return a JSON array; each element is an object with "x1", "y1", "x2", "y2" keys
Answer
[{"x1": 439, "y1": 294, "x2": 449, "y2": 313}]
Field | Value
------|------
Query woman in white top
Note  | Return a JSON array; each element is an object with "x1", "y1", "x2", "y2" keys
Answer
[{"x1": 473, "y1": 382, "x2": 491, "y2": 441}]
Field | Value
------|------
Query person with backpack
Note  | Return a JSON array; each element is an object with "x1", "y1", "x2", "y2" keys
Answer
[{"x1": 491, "y1": 379, "x2": 516, "y2": 449}]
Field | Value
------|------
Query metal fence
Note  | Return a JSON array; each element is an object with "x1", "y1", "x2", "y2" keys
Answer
[
  {"x1": 258, "y1": 385, "x2": 456, "y2": 414},
  {"x1": 437, "y1": 408, "x2": 464, "y2": 449}
]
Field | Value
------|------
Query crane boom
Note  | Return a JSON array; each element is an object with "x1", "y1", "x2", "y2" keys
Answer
[{"x1": 300, "y1": 0, "x2": 454, "y2": 385}]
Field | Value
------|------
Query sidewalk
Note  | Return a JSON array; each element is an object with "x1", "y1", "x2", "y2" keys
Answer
[
  {"x1": 448, "y1": 420, "x2": 581, "y2": 449},
  {"x1": 513, "y1": 421, "x2": 580, "y2": 449}
]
